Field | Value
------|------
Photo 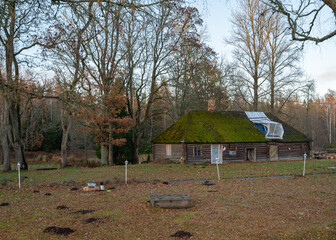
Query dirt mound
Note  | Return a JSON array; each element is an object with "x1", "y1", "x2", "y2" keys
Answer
[
  {"x1": 43, "y1": 226, "x2": 75, "y2": 236},
  {"x1": 56, "y1": 205, "x2": 69, "y2": 210},
  {"x1": 203, "y1": 181, "x2": 215, "y2": 186},
  {"x1": 208, "y1": 190, "x2": 218, "y2": 192},
  {"x1": 72, "y1": 209, "x2": 94, "y2": 214},
  {"x1": 36, "y1": 168, "x2": 58, "y2": 171},
  {"x1": 83, "y1": 217, "x2": 100, "y2": 224},
  {"x1": 170, "y1": 230, "x2": 193, "y2": 238}
]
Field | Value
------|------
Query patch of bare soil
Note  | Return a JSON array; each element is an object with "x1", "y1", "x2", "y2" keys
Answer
[
  {"x1": 203, "y1": 181, "x2": 215, "y2": 186},
  {"x1": 170, "y1": 230, "x2": 193, "y2": 238},
  {"x1": 82, "y1": 217, "x2": 101, "y2": 224},
  {"x1": 36, "y1": 168, "x2": 58, "y2": 171},
  {"x1": 56, "y1": 205, "x2": 69, "y2": 210},
  {"x1": 43, "y1": 226, "x2": 75, "y2": 236},
  {"x1": 207, "y1": 190, "x2": 218, "y2": 192},
  {"x1": 72, "y1": 209, "x2": 95, "y2": 214}
]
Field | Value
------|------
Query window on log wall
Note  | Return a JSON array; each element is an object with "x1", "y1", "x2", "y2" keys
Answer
[
  {"x1": 166, "y1": 144, "x2": 171, "y2": 156},
  {"x1": 193, "y1": 146, "x2": 202, "y2": 156}
]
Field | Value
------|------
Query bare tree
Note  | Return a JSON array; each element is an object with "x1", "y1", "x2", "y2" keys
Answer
[
  {"x1": 301, "y1": 79, "x2": 315, "y2": 141},
  {"x1": 324, "y1": 90, "x2": 336, "y2": 145},
  {"x1": 123, "y1": 2, "x2": 187, "y2": 163},
  {"x1": 52, "y1": 0, "x2": 175, "y2": 7},
  {"x1": 77, "y1": 2, "x2": 131, "y2": 165},
  {"x1": 265, "y1": 0, "x2": 336, "y2": 43},
  {"x1": 169, "y1": 17, "x2": 229, "y2": 118},
  {"x1": 264, "y1": 10, "x2": 303, "y2": 113},
  {"x1": 227, "y1": 0, "x2": 272, "y2": 111},
  {"x1": 43, "y1": 2, "x2": 94, "y2": 167},
  {"x1": 0, "y1": 0, "x2": 50, "y2": 169}
]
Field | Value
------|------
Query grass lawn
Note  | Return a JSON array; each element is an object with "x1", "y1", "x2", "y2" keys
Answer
[
  {"x1": 0, "y1": 160, "x2": 335, "y2": 239},
  {"x1": 0, "y1": 159, "x2": 335, "y2": 186}
]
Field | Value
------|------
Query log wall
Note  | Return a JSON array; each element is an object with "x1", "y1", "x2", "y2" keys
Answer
[
  {"x1": 153, "y1": 144, "x2": 184, "y2": 163},
  {"x1": 153, "y1": 142, "x2": 311, "y2": 163},
  {"x1": 221, "y1": 143, "x2": 268, "y2": 162},
  {"x1": 278, "y1": 142, "x2": 310, "y2": 160},
  {"x1": 186, "y1": 144, "x2": 211, "y2": 164}
]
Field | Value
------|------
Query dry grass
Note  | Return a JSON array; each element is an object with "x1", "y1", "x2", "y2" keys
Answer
[
  {"x1": 0, "y1": 159, "x2": 335, "y2": 187},
  {"x1": 0, "y1": 173, "x2": 335, "y2": 239}
]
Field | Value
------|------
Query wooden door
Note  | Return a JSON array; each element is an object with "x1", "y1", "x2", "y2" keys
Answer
[
  {"x1": 246, "y1": 148, "x2": 256, "y2": 162},
  {"x1": 269, "y1": 145, "x2": 278, "y2": 161},
  {"x1": 211, "y1": 144, "x2": 222, "y2": 164}
]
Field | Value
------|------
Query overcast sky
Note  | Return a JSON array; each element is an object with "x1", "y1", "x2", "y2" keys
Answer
[{"x1": 195, "y1": 0, "x2": 336, "y2": 97}]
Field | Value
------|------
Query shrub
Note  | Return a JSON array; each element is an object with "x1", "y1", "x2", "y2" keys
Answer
[
  {"x1": 139, "y1": 141, "x2": 152, "y2": 154},
  {"x1": 95, "y1": 144, "x2": 101, "y2": 159},
  {"x1": 41, "y1": 126, "x2": 62, "y2": 152}
]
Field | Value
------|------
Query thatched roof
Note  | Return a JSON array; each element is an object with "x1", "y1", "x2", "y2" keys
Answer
[{"x1": 152, "y1": 111, "x2": 311, "y2": 144}]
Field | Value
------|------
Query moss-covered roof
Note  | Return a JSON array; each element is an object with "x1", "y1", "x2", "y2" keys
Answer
[
  {"x1": 152, "y1": 111, "x2": 311, "y2": 144},
  {"x1": 265, "y1": 113, "x2": 311, "y2": 143}
]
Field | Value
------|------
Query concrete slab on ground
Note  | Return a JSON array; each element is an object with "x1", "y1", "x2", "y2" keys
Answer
[{"x1": 150, "y1": 194, "x2": 194, "y2": 209}]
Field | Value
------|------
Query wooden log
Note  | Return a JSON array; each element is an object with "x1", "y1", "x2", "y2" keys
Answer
[{"x1": 83, "y1": 186, "x2": 100, "y2": 192}]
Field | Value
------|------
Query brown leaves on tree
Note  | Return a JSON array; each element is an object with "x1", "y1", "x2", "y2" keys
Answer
[{"x1": 78, "y1": 80, "x2": 135, "y2": 147}]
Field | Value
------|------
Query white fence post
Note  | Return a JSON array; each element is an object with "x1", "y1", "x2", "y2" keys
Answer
[
  {"x1": 17, "y1": 162, "x2": 21, "y2": 189},
  {"x1": 125, "y1": 160, "x2": 128, "y2": 184},
  {"x1": 303, "y1": 153, "x2": 307, "y2": 177}
]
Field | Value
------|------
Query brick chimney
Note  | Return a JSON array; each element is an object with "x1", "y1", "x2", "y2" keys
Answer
[{"x1": 208, "y1": 99, "x2": 216, "y2": 112}]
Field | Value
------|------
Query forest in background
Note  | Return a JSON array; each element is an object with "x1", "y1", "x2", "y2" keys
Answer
[{"x1": 1, "y1": 0, "x2": 335, "y2": 171}]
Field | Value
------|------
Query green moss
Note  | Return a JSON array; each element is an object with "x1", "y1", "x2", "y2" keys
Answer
[
  {"x1": 153, "y1": 111, "x2": 268, "y2": 143},
  {"x1": 152, "y1": 112, "x2": 191, "y2": 143},
  {"x1": 265, "y1": 113, "x2": 310, "y2": 143},
  {"x1": 184, "y1": 111, "x2": 267, "y2": 143},
  {"x1": 152, "y1": 111, "x2": 310, "y2": 144}
]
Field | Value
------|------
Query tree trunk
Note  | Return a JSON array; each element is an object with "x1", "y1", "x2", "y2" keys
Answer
[
  {"x1": 2, "y1": 137, "x2": 11, "y2": 172},
  {"x1": 83, "y1": 131, "x2": 88, "y2": 165},
  {"x1": 253, "y1": 76, "x2": 258, "y2": 111},
  {"x1": 101, "y1": 144, "x2": 108, "y2": 165},
  {"x1": 329, "y1": 105, "x2": 332, "y2": 144},
  {"x1": 8, "y1": 99, "x2": 27, "y2": 170},
  {"x1": 270, "y1": 72, "x2": 275, "y2": 113},
  {"x1": 333, "y1": 110, "x2": 336, "y2": 143},
  {"x1": 0, "y1": 147, "x2": 3, "y2": 165},
  {"x1": 108, "y1": 143, "x2": 113, "y2": 166},
  {"x1": 108, "y1": 124, "x2": 113, "y2": 165},
  {"x1": 61, "y1": 113, "x2": 72, "y2": 168},
  {"x1": 1, "y1": 101, "x2": 11, "y2": 171},
  {"x1": 132, "y1": 132, "x2": 140, "y2": 164},
  {"x1": 5, "y1": 1, "x2": 26, "y2": 170}
]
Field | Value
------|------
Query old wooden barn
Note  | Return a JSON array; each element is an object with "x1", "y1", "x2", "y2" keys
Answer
[{"x1": 152, "y1": 111, "x2": 311, "y2": 164}]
